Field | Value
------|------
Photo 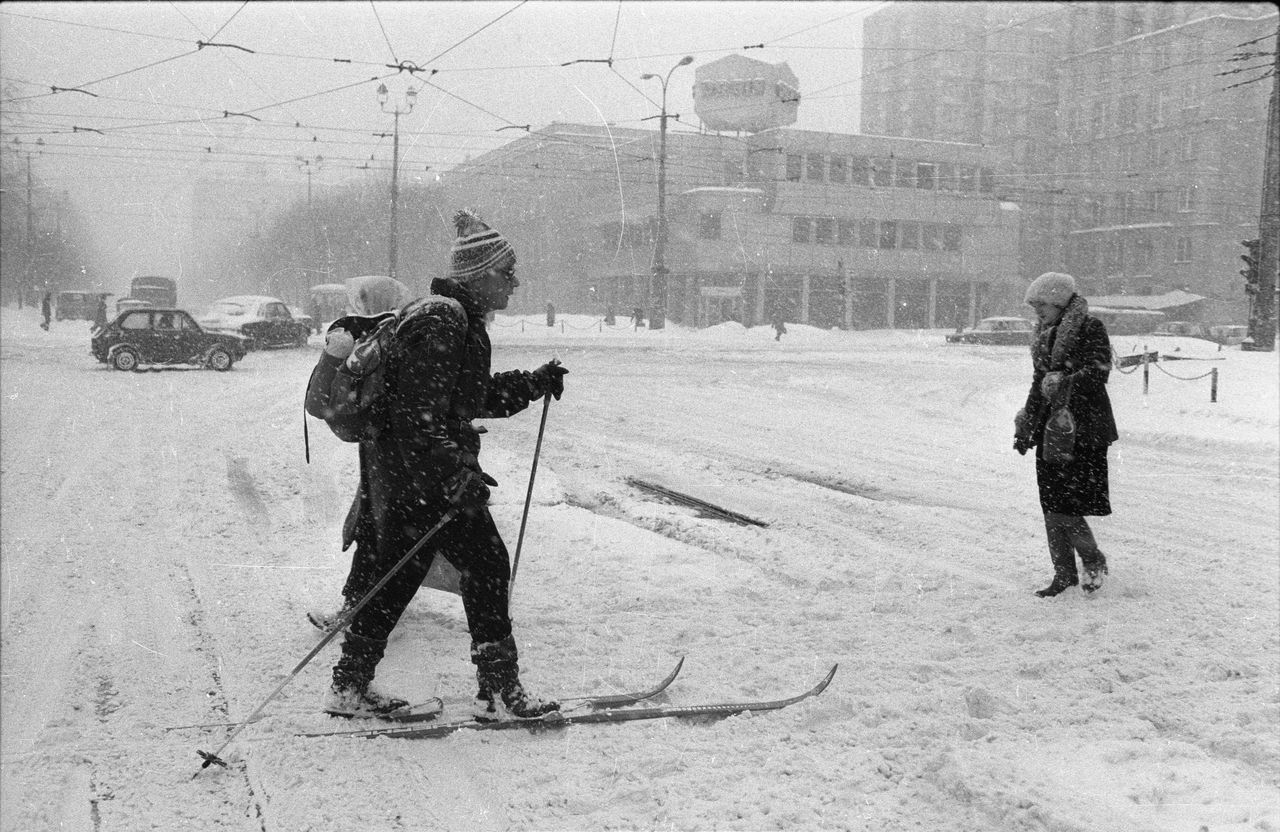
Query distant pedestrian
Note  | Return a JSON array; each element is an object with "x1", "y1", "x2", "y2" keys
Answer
[
  {"x1": 93, "y1": 295, "x2": 108, "y2": 329},
  {"x1": 41, "y1": 292, "x2": 51, "y2": 331},
  {"x1": 546, "y1": 301, "x2": 556, "y2": 327},
  {"x1": 631, "y1": 306, "x2": 644, "y2": 328},
  {"x1": 770, "y1": 305, "x2": 787, "y2": 341},
  {"x1": 1013, "y1": 272, "x2": 1118, "y2": 597}
]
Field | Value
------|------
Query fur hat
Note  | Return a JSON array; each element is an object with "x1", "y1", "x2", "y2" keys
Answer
[
  {"x1": 346, "y1": 274, "x2": 410, "y2": 315},
  {"x1": 1024, "y1": 272, "x2": 1078, "y2": 308},
  {"x1": 448, "y1": 208, "x2": 514, "y2": 280}
]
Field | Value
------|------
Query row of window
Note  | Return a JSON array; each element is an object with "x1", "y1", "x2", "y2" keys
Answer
[
  {"x1": 1063, "y1": 85, "x2": 1203, "y2": 141},
  {"x1": 1074, "y1": 184, "x2": 1197, "y2": 227},
  {"x1": 783, "y1": 153, "x2": 996, "y2": 193},
  {"x1": 1066, "y1": 232, "x2": 1198, "y2": 275},
  {"x1": 791, "y1": 215, "x2": 964, "y2": 251}
]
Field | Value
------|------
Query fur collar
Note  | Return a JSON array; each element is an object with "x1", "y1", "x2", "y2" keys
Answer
[{"x1": 1032, "y1": 294, "x2": 1089, "y2": 370}]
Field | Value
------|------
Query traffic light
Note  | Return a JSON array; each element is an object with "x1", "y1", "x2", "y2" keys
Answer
[{"x1": 1241, "y1": 238, "x2": 1261, "y2": 296}]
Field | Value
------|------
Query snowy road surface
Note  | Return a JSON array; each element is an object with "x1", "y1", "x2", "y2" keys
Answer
[{"x1": 2, "y1": 307, "x2": 1277, "y2": 831}]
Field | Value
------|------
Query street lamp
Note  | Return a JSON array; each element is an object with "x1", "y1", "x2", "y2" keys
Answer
[
  {"x1": 376, "y1": 83, "x2": 418, "y2": 279},
  {"x1": 640, "y1": 55, "x2": 693, "y2": 330}
]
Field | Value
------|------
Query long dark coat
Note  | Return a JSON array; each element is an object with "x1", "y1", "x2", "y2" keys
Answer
[
  {"x1": 1017, "y1": 295, "x2": 1118, "y2": 516},
  {"x1": 343, "y1": 277, "x2": 546, "y2": 552}
]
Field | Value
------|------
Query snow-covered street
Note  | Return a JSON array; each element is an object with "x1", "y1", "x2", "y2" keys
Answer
[{"x1": 2, "y1": 306, "x2": 1277, "y2": 832}]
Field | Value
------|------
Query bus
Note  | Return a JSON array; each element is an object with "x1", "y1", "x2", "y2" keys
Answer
[
  {"x1": 1091, "y1": 306, "x2": 1166, "y2": 336},
  {"x1": 130, "y1": 276, "x2": 177, "y2": 308}
]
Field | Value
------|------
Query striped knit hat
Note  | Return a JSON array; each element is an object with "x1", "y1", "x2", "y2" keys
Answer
[{"x1": 448, "y1": 208, "x2": 514, "y2": 280}]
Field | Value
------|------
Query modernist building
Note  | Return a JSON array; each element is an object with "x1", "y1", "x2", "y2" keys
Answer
[
  {"x1": 860, "y1": 1, "x2": 1277, "y2": 323},
  {"x1": 440, "y1": 58, "x2": 1020, "y2": 329}
]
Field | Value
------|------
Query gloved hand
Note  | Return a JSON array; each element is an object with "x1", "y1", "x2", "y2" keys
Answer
[
  {"x1": 1013, "y1": 407, "x2": 1032, "y2": 455},
  {"x1": 1040, "y1": 371, "x2": 1065, "y2": 400},
  {"x1": 324, "y1": 328, "x2": 355, "y2": 359},
  {"x1": 532, "y1": 359, "x2": 569, "y2": 400},
  {"x1": 443, "y1": 467, "x2": 498, "y2": 507}
]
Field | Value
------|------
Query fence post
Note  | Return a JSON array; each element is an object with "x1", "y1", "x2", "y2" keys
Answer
[
  {"x1": 1142, "y1": 346, "x2": 1150, "y2": 395},
  {"x1": 1210, "y1": 367, "x2": 1218, "y2": 403}
]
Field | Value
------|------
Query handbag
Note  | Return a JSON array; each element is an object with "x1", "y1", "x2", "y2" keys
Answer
[{"x1": 1041, "y1": 377, "x2": 1077, "y2": 464}]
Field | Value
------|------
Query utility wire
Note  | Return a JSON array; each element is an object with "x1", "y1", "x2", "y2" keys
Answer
[
  {"x1": 206, "y1": 0, "x2": 248, "y2": 42},
  {"x1": 423, "y1": 0, "x2": 528, "y2": 66},
  {"x1": 369, "y1": 1, "x2": 399, "y2": 64}
]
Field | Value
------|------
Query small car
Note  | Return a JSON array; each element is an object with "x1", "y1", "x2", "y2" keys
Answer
[
  {"x1": 91, "y1": 308, "x2": 247, "y2": 371},
  {"x1": 1152, "y1": 320, "x2": 1210, "y2": 340},
  {"x1": 1208, "y1": 324, "x2": 1248, "y2": 346},
  {"x1": 946, "y1": 317, "x2": 1035, "y2": 345},
  {"x1": 198, "y1": 295, "x2": 311, "y2": 349}
]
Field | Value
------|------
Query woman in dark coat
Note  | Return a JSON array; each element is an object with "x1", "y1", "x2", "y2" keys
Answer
[{"x1": 1014, "y1": 272, "x2": 1119, "y2": 597}]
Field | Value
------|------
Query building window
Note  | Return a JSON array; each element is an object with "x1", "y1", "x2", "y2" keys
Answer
[
  {"x1": 893, "y1": 161, "x2": 915, "y2": 188},
  {"x1": 1177, "y1": 184, "x2": 1194, "y2": 212},
  {"x1": 850, "y1": 156, "x2": 870, "y2": 185},
  {"x1": 859, "y1": 219, "x2": 878, "y2": 247},
  {"x1": 915, "y1": 163, "x2": 936, "y2": 190},
  {"x1": 978, "y1": 168, "x2": 995, "y2": 193},
  {"x1": 943, "y1": 224, "x2": 962, "y2": 251},
  {"x1": 957, "y1": 166, "x2": 976, "y2": 191},
  {"x1": 1174, "y1": 236, "x2": 1192, "y2": 263},
  {"x1": 806, "y1": 154, "x2": 825, "y2": 182},
  {"x1": 723, "y1": 160, "x2": 742, "y2": 185},
  {"x1": 1178, "y1": 134, "x2": 1196, "y2": 161},
  {"x1": 922, "y1": 223, "x2": 942, "y2": 250},
  {"x1": 936, "y1": 162, "x2": 954, "y2": 190},
  {"x1": 792, "y1": 216, "x2": 811, "y2": 243},
  {"x1": 879, "y1": 220, "x2": 898, "y2": 249},
  {"x1": 699, "y1": 212, "x2": 722, "y2": 240},
  {"x1": 899, "y1": 222, "x2": 920, "y2": 249},
  {"x1": 828, "y1": 155, "x2": 847, "y2": 184},
  {"x1": 872, "y1": 158, "x2": 892, "y2": 187},
  {"x1": 838, "y1": 220, "x2": 856, "y2": 245},
  {"x1": 814, "y1": 217, "x2": 835, "y2": 245},
  {"x1": 786, "y1": 154, "x2": 803, "y2": 182}
]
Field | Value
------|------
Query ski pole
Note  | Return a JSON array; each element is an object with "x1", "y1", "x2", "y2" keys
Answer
[
  {"x1": 193, "y1": 504, "x2": 460, "y2": 777},
  {"x1": 510, "y1": 390, "x2": 552, "y2": 593}
]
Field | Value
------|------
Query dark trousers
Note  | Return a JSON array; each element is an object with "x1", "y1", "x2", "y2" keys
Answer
[{"x1": 343, "y1": 504, "x2": 513, "y2": 648}]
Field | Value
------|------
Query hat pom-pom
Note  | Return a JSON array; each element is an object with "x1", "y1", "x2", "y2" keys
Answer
[{"x1": 453, "y1": 207, "x2": 483, "y2": 235}]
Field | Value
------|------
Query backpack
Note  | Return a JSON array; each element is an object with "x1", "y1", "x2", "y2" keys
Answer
[{"x1": 303, "y1": 312, "x2": 398, "y2": 460}]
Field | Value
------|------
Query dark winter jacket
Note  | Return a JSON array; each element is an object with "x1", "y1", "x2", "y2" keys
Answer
[
  {"x1": 342, "y1": 277, "x2": 549, "y2": 550},
  {"x1": 1016, "y1": 294, "x2": 1119, "y2": 454}
]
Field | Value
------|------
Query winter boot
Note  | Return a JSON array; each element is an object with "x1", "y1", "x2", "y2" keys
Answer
[
  {"x1": 1037, "y1": 513, "x2": 1081, "y2": 598},
  {"x1": 1080, "y1": 554, "x2": 1109, "y2": 593},
  {"x1": 324, "y1": 631, "x2": 407, "y2": 718},
  {"x1": 471, "y1": 635, "x2": 559, "y2": 721}
]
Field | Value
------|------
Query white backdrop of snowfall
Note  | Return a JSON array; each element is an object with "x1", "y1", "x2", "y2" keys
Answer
[{"x1": 2, "y1": 306, "x2": 1277, "y2": 832}]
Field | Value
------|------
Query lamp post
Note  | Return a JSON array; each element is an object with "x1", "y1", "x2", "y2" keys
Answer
[
  {"x1": 641, "y1": 55, "x2": 693, "y2": 330},
  {"x1": 376, "y1": 83, "x2": 417, "y2": 280}
]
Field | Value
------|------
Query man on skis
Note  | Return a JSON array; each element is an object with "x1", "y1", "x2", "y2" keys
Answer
[{"x1": 323, "y1": 208, "x2": 568, "y2": 721}]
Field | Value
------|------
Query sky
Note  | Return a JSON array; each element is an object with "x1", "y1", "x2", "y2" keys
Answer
[{"x1": 0, "y1": 1, "x2": 880, "y2": 285}]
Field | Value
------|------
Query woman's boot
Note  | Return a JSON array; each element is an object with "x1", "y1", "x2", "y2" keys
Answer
[
  {"x1": 472, "y1": 635, "x2": 559, "y2": 720},
  {"x1": 1036, "y1": 513, "x2": 1080, "y2": 597}
]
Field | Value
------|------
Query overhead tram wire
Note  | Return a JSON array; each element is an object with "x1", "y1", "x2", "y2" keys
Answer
[
  {"x1": 421, "y1": 0, "x2": 528, "y2": 67},
  {"x1": 369, "y1": 1, "x2": 400, "y2": 65},
  {"x1": 204, "y1": 0, "x2": 248, "y2": 42}
]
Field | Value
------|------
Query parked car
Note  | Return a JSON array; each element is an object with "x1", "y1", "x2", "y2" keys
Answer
[
  {"x1": 198, "y1": 295, "x2": 311, "y2": 349},
  {"x1": 1151, "y1": 320, "x2": 1210, "y2": 339},
  {"x1": 1208, "y1": 324, "x2": 1248, "y2": 346},
  {"x1": 287, "y1": 305, "x2": 317, "y2": 335},
  {"x1": 91, "y1": 308, "x2": 246, "y2": 371},
  {"x1": 57, "y1": 291, "x2": 109, "y2": 322},
  {"x1": 946, "y1": 316, "x2": 1035, "y2": 345}
]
